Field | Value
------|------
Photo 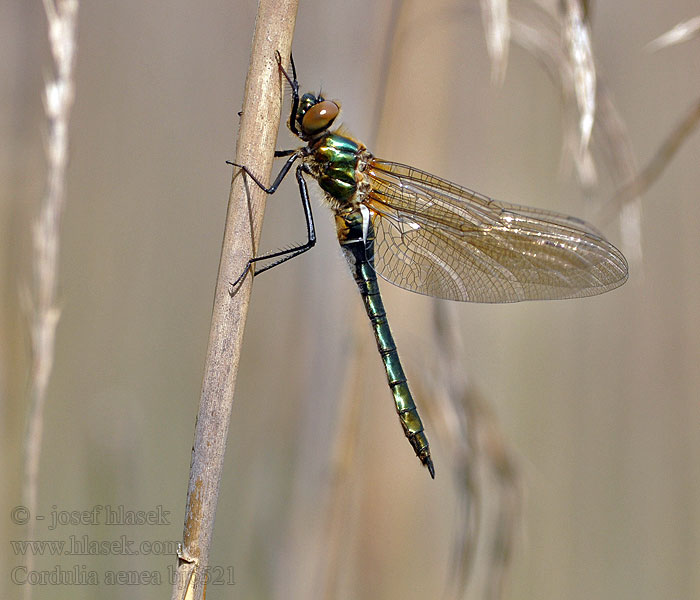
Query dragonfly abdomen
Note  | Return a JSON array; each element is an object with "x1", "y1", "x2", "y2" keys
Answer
[{"x1": 335, "y1": 208, "x2": 435, "y2": 478}]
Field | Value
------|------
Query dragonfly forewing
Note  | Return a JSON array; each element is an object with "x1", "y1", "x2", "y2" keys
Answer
[{"x1": 364, "y1": 159, "x2": 629, "y2": 303}]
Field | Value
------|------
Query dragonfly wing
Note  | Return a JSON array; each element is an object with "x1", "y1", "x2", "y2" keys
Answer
[{"x1": 363, "y1": 159, "x2": 629, "y2": 303}]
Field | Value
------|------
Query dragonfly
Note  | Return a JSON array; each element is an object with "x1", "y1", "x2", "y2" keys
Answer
[{"x1": 229, "y1": 52, "x2": 628, "y2": 478}]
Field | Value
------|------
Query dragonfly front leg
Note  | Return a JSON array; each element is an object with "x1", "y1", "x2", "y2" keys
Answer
[
  {"x1": 227, "y1": 150, "x2": 301, "y2": 194},
  {"x1": 229, "y1": 162, "x2": 316, "y2": 293},
  {"x1": 274, "y1": 50, "x2": 301, "y2": 137}
]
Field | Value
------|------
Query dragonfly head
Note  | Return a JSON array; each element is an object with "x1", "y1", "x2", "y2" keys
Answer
[{"x1": 295, "y1": 92, "x2": 340, "y2": 139}]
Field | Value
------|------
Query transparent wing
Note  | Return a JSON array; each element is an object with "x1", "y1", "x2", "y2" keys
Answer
[{"x1": 363, "y1": 159, "x2": 628, "y2": 303}]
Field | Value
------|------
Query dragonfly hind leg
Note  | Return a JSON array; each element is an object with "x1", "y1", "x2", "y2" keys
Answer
[{"x1": 228, "y1": 163, "x2": 316, "y2": 294}]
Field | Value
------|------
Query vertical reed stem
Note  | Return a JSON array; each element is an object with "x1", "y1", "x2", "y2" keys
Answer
[{"x1": 169, "y1": 3, "x2": 298, "y2": 600}]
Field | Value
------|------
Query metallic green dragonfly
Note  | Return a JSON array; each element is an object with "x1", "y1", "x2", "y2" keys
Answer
[{"x1": 230, "y1": 53, "x2": 628, "y2": 478}]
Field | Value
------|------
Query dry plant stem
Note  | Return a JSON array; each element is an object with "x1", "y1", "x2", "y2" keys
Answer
[
  {"x1": 612, "y1": 96, "x2": 700, "y2": 209},
  {"x1": 170, "y1": 2, "x2": 298, "y2": 600},
  {"x1": 317, "y1": 334, "x2": 366, "y2": 600},
  {"x1": 23, "y1": 3, "x2": 78, "y2": 600}
]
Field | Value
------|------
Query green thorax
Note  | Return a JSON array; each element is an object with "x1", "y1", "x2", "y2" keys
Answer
[{"x1": 309, "y1": 133, "x2": 361, "y2": 201}]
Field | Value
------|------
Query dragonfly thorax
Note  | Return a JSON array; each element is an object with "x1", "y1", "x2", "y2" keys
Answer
[{"x1": 305, "y1": 132, "x2": 368, "y2": 204}]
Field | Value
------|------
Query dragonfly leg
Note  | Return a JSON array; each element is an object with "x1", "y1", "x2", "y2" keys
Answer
[
  {"x1": 227, "y1": 149, "x2": 301, "y2": 195},
  {"x1": 275, "y1": 50, "x2": 300, "y2": 137},
  {"x1": 229, "y1": 164, "x2": 316, "y2": 293}
]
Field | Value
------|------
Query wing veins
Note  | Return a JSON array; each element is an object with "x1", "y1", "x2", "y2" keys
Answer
[{"x1": 362, "y1": 159, "x2": 628, "y2": 302}]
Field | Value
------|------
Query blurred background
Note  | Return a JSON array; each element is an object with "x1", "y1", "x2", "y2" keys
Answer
[{"x1": 2, "y1": 1, "x2": 699, "y2": 599}]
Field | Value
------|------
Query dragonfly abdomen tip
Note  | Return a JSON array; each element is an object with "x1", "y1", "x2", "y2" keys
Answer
[{"x1": 426, "y1": 457, "x2": 435, "y2": 479}]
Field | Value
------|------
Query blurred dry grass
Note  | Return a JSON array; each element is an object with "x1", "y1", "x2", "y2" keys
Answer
[{"x1": 2, "y1": 1, "x2": 700, "y2": 600}]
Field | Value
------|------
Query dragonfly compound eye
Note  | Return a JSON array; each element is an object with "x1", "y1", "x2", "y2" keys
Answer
[{"x1": 301, "y1": 100, "x2": 339, "y2": 135}]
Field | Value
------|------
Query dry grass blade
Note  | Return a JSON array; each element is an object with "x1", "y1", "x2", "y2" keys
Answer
[
  {"x1": 505, "y1": 4, "x2": 595, "y2": 185},
  {"x1": 600, "y1": 16, "x2": 700, "y2": 260},
  {"x1": 411, "y1": 305, "x2": 478, "y2": 598},
  {"x1": 414, "y1": 302, "x2": 521, "y2": 600},
  {"x1": 647, "y1": 15, "x2": 700, "y2": 51},
  {"x1": 313, "y1": 322, "x2": 366, "y2": 600},
  {"x1": 475, "y1": 403, "x2": 520, "y2": 600},
  {"x1": 591, "y1": 82, "x2": 642, "y2": 262},
  {"x1": 480, "y1": 0, "x2": 511, "y2": 85},
  {"x1": 480, "y1": 2, "x2": 604, "y2": 186},
  {"x1": 612, "y1": 97, "x2": 700, "y2": 210},
  {"x1": 561, "y1": 0, "x2": 596, "y2": 163},
  {"x1": 22, "y1": 4, "x2": 79, "y2": 600},
  {"x1": 508, "y1": 3, "x2": 641, "y2": 262}
]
